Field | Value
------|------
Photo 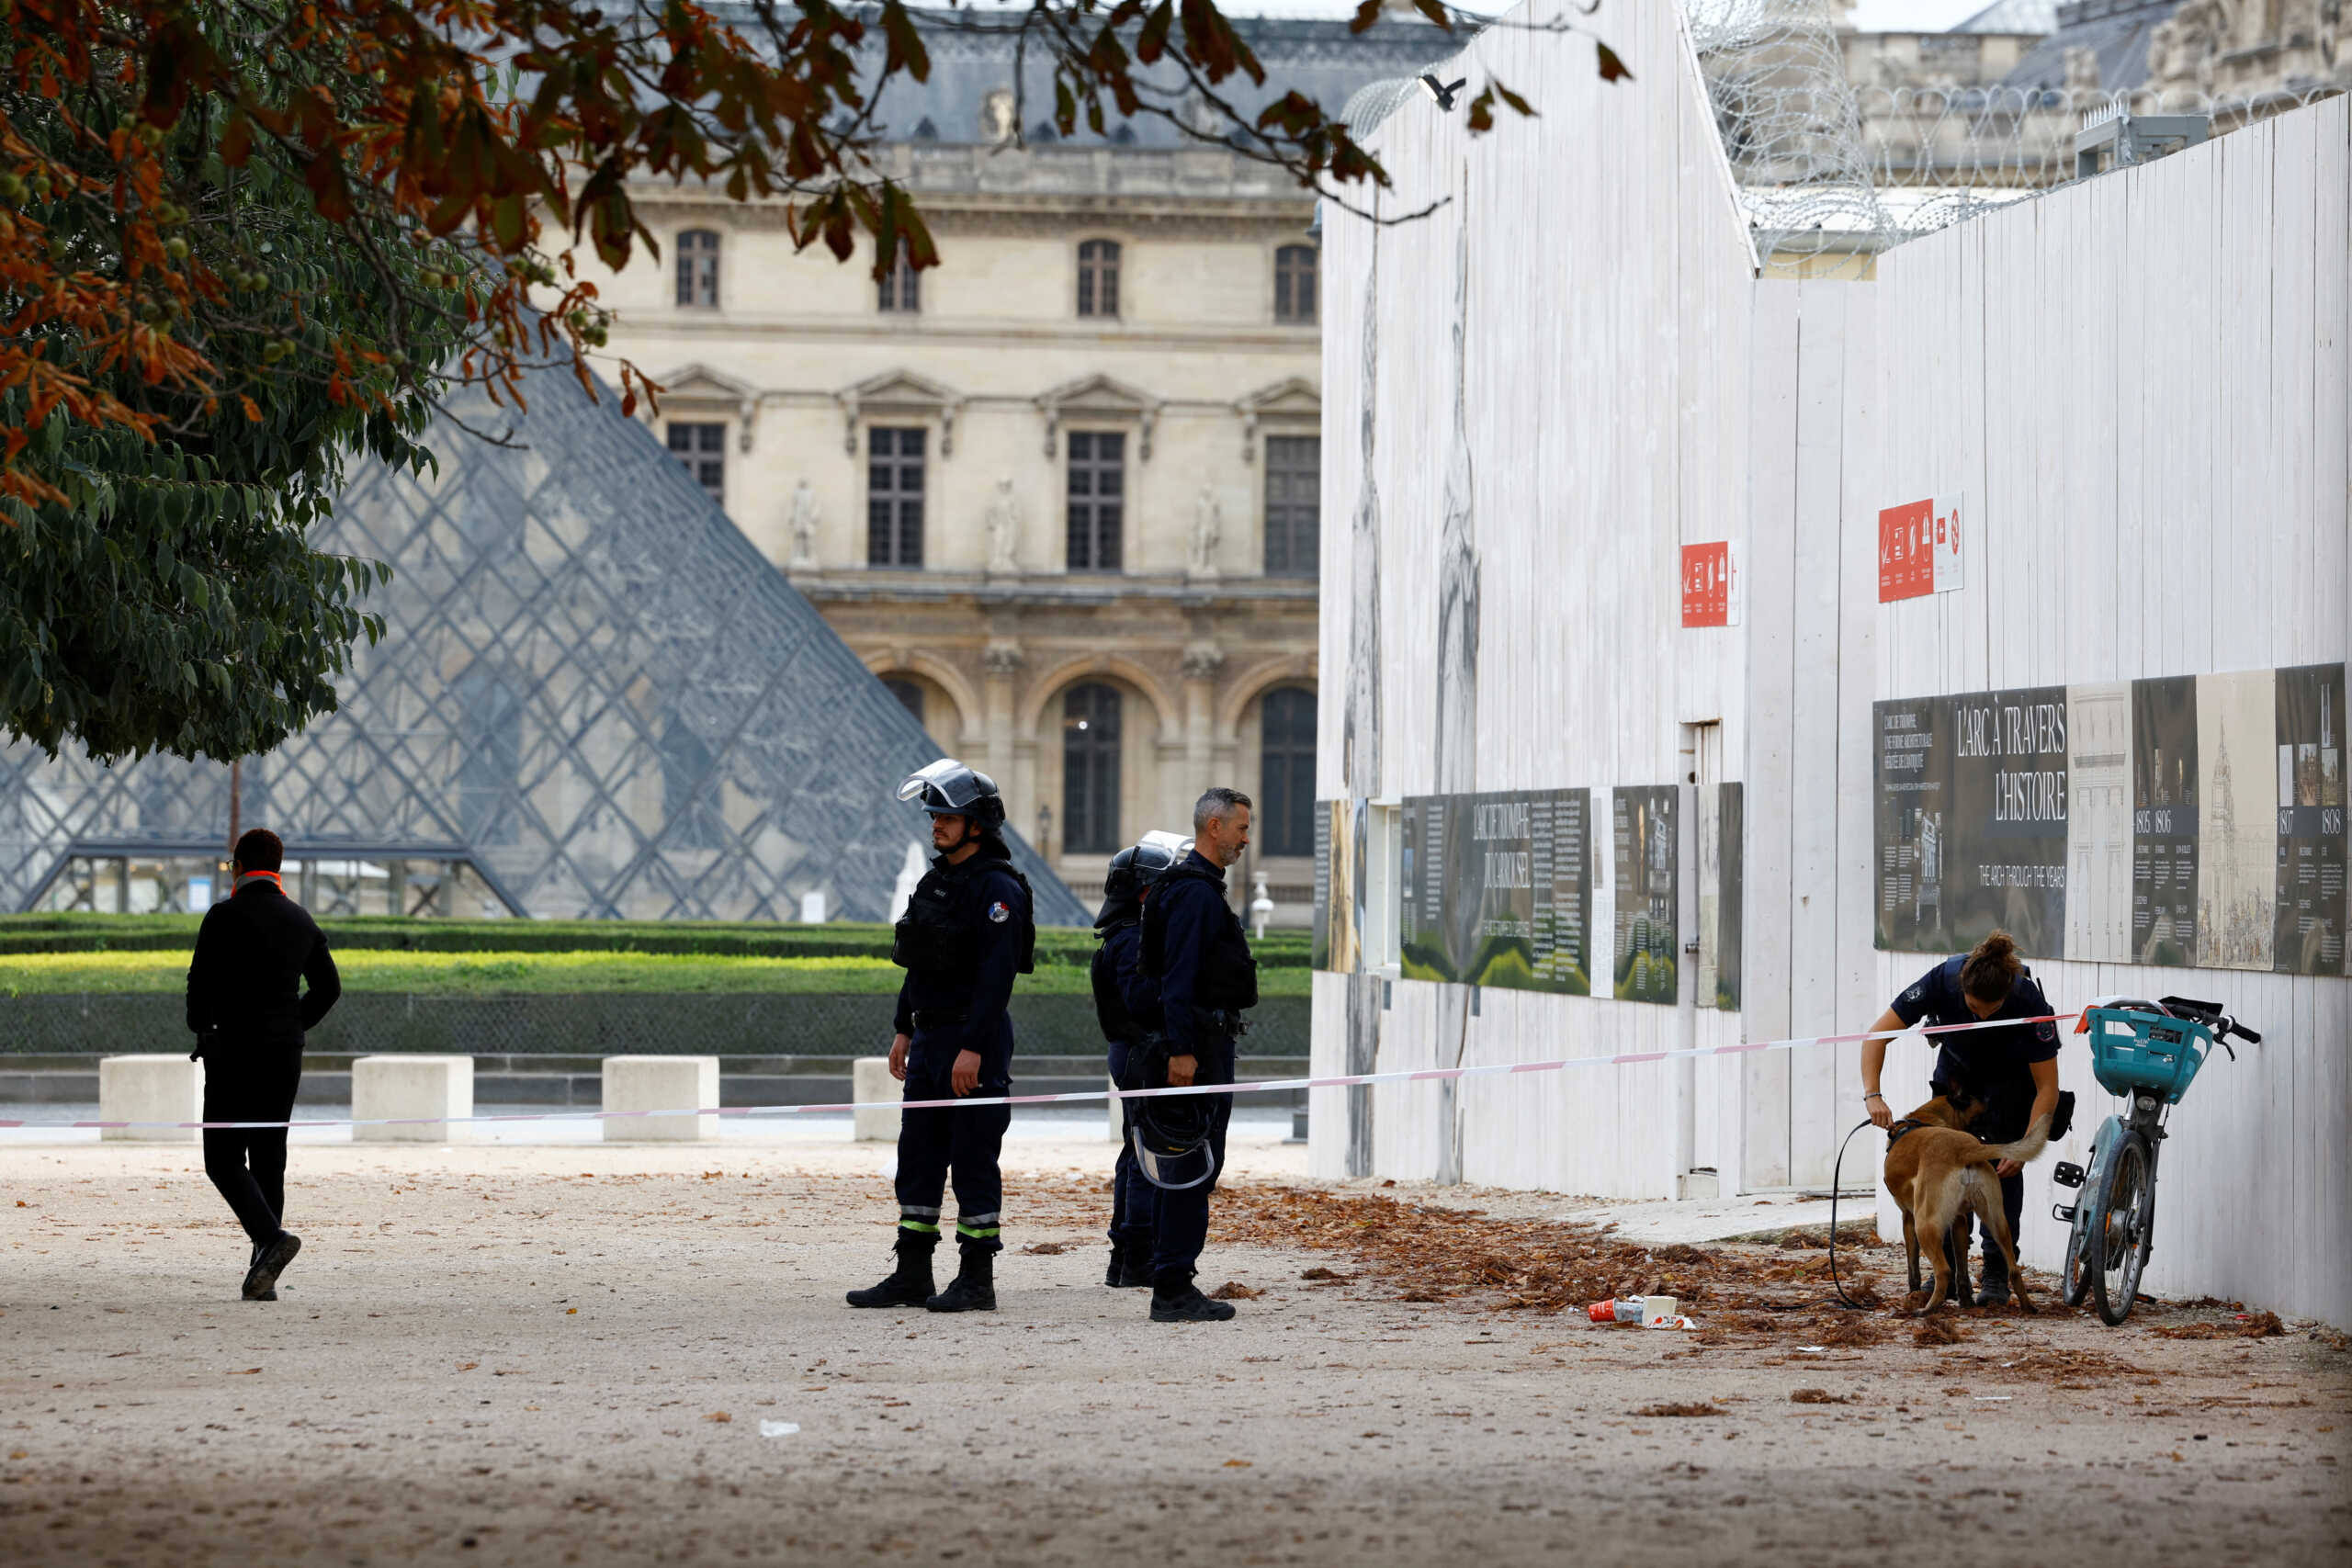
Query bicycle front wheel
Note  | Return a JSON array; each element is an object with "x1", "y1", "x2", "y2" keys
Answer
[
  {"x1": 2060, "y1": 1201, "x2": 2094, "y2": 1308},
  {"x1": 2088, "y1": 1134, "x2": 2155, "y2": 1326}
]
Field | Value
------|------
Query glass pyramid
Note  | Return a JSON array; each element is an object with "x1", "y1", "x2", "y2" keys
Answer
[{"x1": 1, "y1": 369, "x2": 1086, "y2": 925}]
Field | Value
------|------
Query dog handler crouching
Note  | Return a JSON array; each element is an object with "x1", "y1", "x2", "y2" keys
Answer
[{"x1": 1859, "y1": 931, "x2": 2060, "y2": 1308}]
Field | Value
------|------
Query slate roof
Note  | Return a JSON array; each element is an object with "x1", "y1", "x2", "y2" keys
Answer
[
  {"x1": 704, "y1": 4, "x2": 1458, "y2": 148},
  {"x1": 1999, "y1": 0, "x2": 2183, "y2": 91}
]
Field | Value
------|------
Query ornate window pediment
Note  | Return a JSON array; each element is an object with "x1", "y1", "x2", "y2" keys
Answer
[
  {"x1": 1035, "y1": 373, "x2": 1163, "y2": 459},
  {"x1": 1236, "y1": 377, "x2": 1320, "y2": 463},
  {"x1": 838, "y1": 368, "x2": 965, "y2": 456},
  {"x1": 655, "y1": 363, "x2": 762, "y2": 452}
]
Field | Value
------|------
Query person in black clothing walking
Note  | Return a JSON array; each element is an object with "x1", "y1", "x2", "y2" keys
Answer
[
  {"x1": 185, "y1": 829, "x2": 341, "y2": 1302},
  {"x1": 1860, "y1": 930, "x2": 2063, "y2": 1308},
  {"x1": 848, "y1": 760, "x2": 1035, "y2": 1314},
  {"x1": 1135, "y1": 787, "x2": 1259, "y2": 1324},
  {"x1": 1091, "y1": 830, "x2": 1190, "y2": 1289}
]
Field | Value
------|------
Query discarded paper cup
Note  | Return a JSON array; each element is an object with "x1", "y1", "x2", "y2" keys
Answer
[
  {"x1": 1641, "y1": 1295, "x2": 1679, "y2": 1326},
  {"x1": 1588, "y1": 1299, "x2": 1643, "y2": 1325}
]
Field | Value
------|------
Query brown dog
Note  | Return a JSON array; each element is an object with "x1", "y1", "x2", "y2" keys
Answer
[{"x1": 1883, "y1": 1089, "x2": 2050, "y2": 1314}]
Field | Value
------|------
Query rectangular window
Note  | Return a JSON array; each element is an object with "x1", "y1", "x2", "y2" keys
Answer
[
  {"x1": 1065, "y1": 431, "x2": 1125, "y2": 573},
  {"x1": 866, "y1": 427, "x2": 925, "y2": 568},
  {"x1": 675, "y1": 230, "x2": 720, "y2": 309},
  {"x1": 666, "y1": 423, "x2": 726, "y2": 507},
  {"x1": 1263, "y1": 435, "x2": 1319, "y2": 577},
  {"x1": 1275, "y1": 244, "x2": 1317, "y2": 324}
]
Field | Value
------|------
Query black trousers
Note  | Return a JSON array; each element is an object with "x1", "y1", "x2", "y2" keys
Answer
[
  {"x1": 202, "y1": 1049, "x2": 302, "y2": 1247},
  {"x1": 1937, "y1": 1076, "x2": 2031, "y2": 1280},
  {"x1": 1147, "y1": 1037, "x2": 1234, "y2": 1280},
  {"x1": 1106, "y1": 1038, "x2": 1157, "y2": 1247},
  {"x1": 895, "y1": 1030, "x2": 1012, "y2": 1254}
]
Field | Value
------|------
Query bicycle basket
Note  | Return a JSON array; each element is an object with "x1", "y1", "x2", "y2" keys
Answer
[{"x1": 2084, "y1": 1006, "x2": 2214, "y2": 1104}]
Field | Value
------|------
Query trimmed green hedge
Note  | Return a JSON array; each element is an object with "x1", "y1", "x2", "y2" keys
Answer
[
  {"x1": 0, "y1": 912, "x2": 1314, "y2": 966},
  {"x1": 0, "y1": 992, "x2": 1315, "y2": 1057}
]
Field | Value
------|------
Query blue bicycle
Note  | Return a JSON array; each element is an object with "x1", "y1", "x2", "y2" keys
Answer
[{"x1": 2053, "y1": 997, "x2": 2259, "y2": 1325}]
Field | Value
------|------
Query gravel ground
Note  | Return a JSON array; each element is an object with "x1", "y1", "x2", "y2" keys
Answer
[{"x1": 3, "y1": 1134, "x2": 2346, "y2": 1567}]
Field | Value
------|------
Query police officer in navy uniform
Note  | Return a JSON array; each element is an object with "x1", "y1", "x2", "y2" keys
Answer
[
  {"x1": 1135, "y1": 787, "x2": 1259, "y2": 1324},
  {"x1": 848, "y1": 760, "x2": 1035, "y2": 1314},
  {"x1": 1860, "y1": 930, "x2": 2063, "y2": 1307},
  {"x1": 1091, "y1": 830, "x2": 1190, "y2": 1289}
]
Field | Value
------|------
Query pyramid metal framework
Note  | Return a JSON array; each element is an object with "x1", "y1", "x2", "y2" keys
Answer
[{"x1": 0, "y1": 369, "x2": 1087, "y2": 925}]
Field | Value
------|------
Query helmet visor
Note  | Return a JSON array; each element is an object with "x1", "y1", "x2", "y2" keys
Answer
[
  {"x1": 1138, "y1": 829, "x2": 1193, "y2": 862},
  {"x1": 896, "y1": 759, "x2": 989, "y2": 810}
]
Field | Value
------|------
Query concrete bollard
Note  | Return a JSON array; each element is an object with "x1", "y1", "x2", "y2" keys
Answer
[
  {"x1": 601, "y1": 1056, "x2": 719, "y2": 1142},
  {"x1": 99, "y1": 1055, "x2": 203, "y2": 1143},
  {"x1": 852, "y1": 1057, "x2": 901, "y2": 1143},
  {"x1": 352, "y1": 1055, "x2": 474, "y2": 1144}
]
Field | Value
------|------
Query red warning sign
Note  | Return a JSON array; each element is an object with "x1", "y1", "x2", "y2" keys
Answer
[
  {"x1": 1681, "y1": 541, "x2": 1734, "y2": 627},
  {"x1": 1878, "y1": 495, "x2": 1963, "y2": 602}
]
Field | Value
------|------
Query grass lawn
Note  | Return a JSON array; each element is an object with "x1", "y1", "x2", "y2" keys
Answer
[{"x1": 0, "y1": 948, "x2": 1314, "y2": 998}]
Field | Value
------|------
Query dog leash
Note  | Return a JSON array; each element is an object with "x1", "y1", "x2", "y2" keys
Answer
[{"x1": 1825, "y1": 1119, "x2": 1878, "y2": 1312}]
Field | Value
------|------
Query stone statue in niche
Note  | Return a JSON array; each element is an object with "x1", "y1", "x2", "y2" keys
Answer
[
  {"x1": 980, "y1": 88, "x2": 1017, "y2": 146},
  {"x1": 985, "y1": 479, "x2": 1022, "y2": 575},
  {"x1": 787, "y1": 479, "x2": 820, "y2": 569},
  {"x1": 1188, "y1": 486, "x2": 1222, "y2": 579}
]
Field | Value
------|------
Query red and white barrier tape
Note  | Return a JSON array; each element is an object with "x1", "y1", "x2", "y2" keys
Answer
[{"x1": 0, "y1": 1011, "x2": 2075, "y2": 1133}]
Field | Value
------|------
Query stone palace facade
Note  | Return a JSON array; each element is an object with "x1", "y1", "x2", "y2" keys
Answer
[{"x1": 580, "y1": 15, "x2": 1446, "y2": 918}]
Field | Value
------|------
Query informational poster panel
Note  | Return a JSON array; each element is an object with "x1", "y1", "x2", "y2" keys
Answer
[
  {"x1": 2132, "y1": 675, "x2": 2198, "y2": 968},
  {"x1": 1697, "y1": 782, "x2": 1744, "y2": 1010},
  {"x1": 1873, "y1": 687, "x2": 2068, "y2": 955},
  {"x1": 1875, "y1": 694, "x2": 1947, "y2": 951},
  {"x1": 1397, "y1": 789, "x2": 1590, "y2": 993},
  {"x1": 1311, "y1": 800, "x2": 1356, "y2": 974},
  {"x1": 1611, "y1": 786, "x2": 1678, "y2": 1003},
  {"x1": 2195, "y1": 670, "x2": 2278, "y2": 970},
  {"x1": 2273, "y1": 663, "x2": 2346, "y2": 976},
  {"x1": 2065, "y1": 682, "x2": 2133, "y2": 963}
]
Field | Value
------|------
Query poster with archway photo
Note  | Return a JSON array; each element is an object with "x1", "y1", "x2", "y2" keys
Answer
[
  {"x1": 1311, "y1": 799, "x2": 1356, "y2": 974},
  {"x1": 2194, "y1": 670, "x2": 2278, "y2": 970}
]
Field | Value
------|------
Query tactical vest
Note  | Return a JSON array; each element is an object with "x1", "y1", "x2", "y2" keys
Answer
[
  {"x1": 890, "y1": 852, "x2": 1036, "y2": 975},
  {"x1": 1140, "y1": 864, "x2": 1258, "y2": 1011}
]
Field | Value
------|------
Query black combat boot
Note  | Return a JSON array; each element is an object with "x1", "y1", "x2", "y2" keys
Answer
[
  {"x1": 1149, "y1": 1267, "x2": 1236, "y2": 1323},
  {"x1": 926, "y1": 1247, "x2": 997, "y2": 1313},
  {"x1": 1114, "y1": 1236, "x2": 1156, "y2": 1289},
  {"x1": 1973, "y1": 1247, "x2": 2013, "y2": 1309},
  {"x1": 1104, "y1": 1241, "x2": 1127, "y2": 1288},
  {"x1": 846, "y1": 1234, "x2": 938, "y2": 1309}
]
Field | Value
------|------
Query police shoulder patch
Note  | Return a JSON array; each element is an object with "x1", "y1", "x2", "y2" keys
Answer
[{"x1": 988, "y1": 900, "x2": 1012, "y2": 923}]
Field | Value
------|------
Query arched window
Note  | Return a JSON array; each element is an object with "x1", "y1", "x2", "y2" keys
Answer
[
  {"x1": 882, "y1": 678, "x2": 925, "y2": 729},
  {"x1": 1274, "y1": 244, "x2": 1317, "y2": 323},
  {"x1": 1077, "y1": 239, "x2": 1120, "y2": 319},
  {"x1": 1259, "y1": 686, "x2": 1317, "y2": 856},
  {"x1": 1061, "y1": 682, "x2": 1124, "y2": 854},
  {"x1": 675, "y1": 229, "x2": 720, "y2": 308}
]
